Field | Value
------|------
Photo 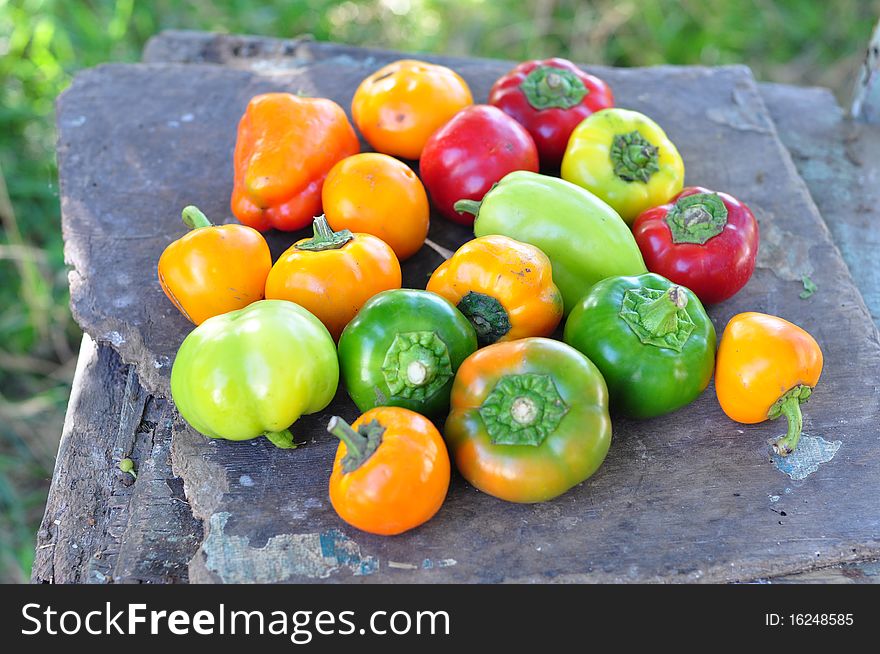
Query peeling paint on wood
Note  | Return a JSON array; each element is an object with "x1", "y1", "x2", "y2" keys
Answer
[
  {"x1": 201, "y1": 513, "x2": 378, "y2": 583},
  {"x1": 771, "y1": 435, "x2": 842, "y2": 481}
]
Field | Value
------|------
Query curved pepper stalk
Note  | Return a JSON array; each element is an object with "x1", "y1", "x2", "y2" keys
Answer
[{"x1": 769, "y1": 385, "x2": 813, "y2": 456}]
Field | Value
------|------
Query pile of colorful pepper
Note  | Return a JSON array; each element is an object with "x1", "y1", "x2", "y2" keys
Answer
[{"x1": 158, "y1": 57, "x2": 824, "y2": 536}]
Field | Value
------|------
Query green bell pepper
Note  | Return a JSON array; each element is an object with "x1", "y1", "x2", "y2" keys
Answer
[
  {"x1": 171, "y1": 299, "x2": 338, "y2": 448},
  {"x1": 563, "y1": 273, "x2": 715, "y2": 419},
  {"x1": 338, "y1": 289, "x2": 478, "y2": 416},
  {"x1": 456, "y1": 170, "x2": 647, "y2": 313}
]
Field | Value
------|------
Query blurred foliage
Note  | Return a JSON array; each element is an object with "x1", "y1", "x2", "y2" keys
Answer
[{"x1": 0, "y1": 0, "x2": 877, "y2": 582}]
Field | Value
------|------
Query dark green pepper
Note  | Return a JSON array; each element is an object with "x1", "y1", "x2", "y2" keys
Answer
[
  {"x1": 338, "y1": 289, "x2": 478, "y2": 416},
  {"x1": 563, "y1": 273, "x2": 715, "y2": 418},
  {"x1": 458, "y1": 170, "x2": 647, "y2": 314}
]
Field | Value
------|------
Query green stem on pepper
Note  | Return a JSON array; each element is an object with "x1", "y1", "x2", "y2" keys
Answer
[
  {"x1": 382, "y1": 331, "x2": 452, "y2": 400},
  {"x1": 181, "y1": 205, "x2": 213, "y2": 230},
  {"x1": 457, "y1": 291, "x2": 511, "y2": 346},
  {"x1": 769, "y1": 385, "x2": 813, "y2": 456},
  {"x1": 264, "y1": 429, "x2": 296, "y2": 449},
  {"x1": 478, "y1": 373, "x2": 568, "y2": 446},
  {"x1": 619, "y1": 284, "x2": 696, "y2": 351},
  {"x1": 636, "y1": 286, "x2": 688, "y2": 337},
  {"x1": 519, "y1": 66, "x2": 588, "y2": 110},
  {"x1": 295, "y1": 215, "x2": 354, "y2": 251},
  {"x1": 609, "y1": 131, "x2": 660, "y2": 183},
  {"x1": 327, "y1": 416, "x2": 384, "y2": 473},
  {"x1": 665, "y1": 193, "x2": 729, "y2": 245},
  {"x1": 454, "y1": 198, "x2": 482, "y2": 219}
]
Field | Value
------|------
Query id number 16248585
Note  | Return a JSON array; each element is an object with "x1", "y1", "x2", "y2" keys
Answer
[{"x1": 765, "y1": 614, "x2": 854, "y2": 627}]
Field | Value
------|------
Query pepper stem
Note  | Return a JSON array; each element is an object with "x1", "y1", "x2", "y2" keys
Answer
[
  {"x1": 478, "y1": 373, "x2": 568, "y2": 446},
  {"x1": 264, "y1": 429, "x2": 296, "y2": 449},
  {"x1": 769, "y1": 385, "x2": 813, "y2": 456},
  {"x1": 519, "y1": 66, "x2": 588, "y2": 110},
  {"x1": 457, "y1": 291, "x2": 512, "y2": 346},
  {"x1": 407, "y1": 360, "x2": 428, "y2": 385},
  {"x1": 665, "y1": 193, "x2": 729, "y2": 245},
  {"x1": 511, "y1": 397, "x2": 538, "y2": 425},
  {"x1": 382, "y1": 331, "x2": 452, "y2": 401},
  {"x1": 636, "y1": 286, "x2": 687, "y2": 337},
  {"x1": 609, "y1": 131, "x2": 660, "y2": 183},
  {"x1": 328, "y1": 417, "x2": 364, "y2": 459},
  {"x1": 453, "y1": 198, "x2": 482, "y2": 219},
  {"x1": 327, "y1": 416, "x2": 384, "y2": 473},
  {"x1": 182, "y1": 205, "x2": 212, "y2": 230},
  {"x1": 295, "y1": 215, "x2": 353, "y2": 251},
  {"x1": 619, "y1": 285, "x2": 696, "y2": 351}
]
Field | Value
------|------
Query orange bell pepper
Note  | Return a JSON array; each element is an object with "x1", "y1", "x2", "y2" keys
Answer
[
  {"x1": 264, "y1": 215, "x2": 401, "y2": 340},
  {"x1": 231, "y1": 93, "x2": 360, "y2": 232},
  {"x1": 327, "y1": 407, "x2": 450, "y2": 536},
  {"x1": 426, "y1": 235, "x2": 563, "y2": 345},
  {"x1": 351, "y1": 59, "x2": 473, "y2": 160},
  {"x1": 715, "y1": 312, "x2": 823, "y2": 456},
  {"x1": 158, "y1": 206, "x2": 271, "y2": 325},
  {"x1": 322, "y1": 152, "x2": 429, "y2": 261}
]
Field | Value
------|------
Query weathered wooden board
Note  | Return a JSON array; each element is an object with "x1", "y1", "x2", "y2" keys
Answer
[
  {"x1": 34, "y1": 343, "x2": 880, "y2": 584},
  {"x1": 54, "y1": 36, "x2": 880, "y2": 583}
]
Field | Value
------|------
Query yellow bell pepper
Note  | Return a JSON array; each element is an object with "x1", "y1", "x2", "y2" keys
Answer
[{"x1": 561, "y1": 108, "x2": 684, "y2": 224}]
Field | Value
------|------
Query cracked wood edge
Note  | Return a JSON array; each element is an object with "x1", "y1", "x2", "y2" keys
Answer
[{"x1": 31, "y1": 335, "x2": 201, "y2": 583}]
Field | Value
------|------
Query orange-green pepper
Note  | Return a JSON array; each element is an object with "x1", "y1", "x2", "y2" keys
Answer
[
  {"x1": 715, "y1": 312, "x2": 823, "y2": 456},
  {"x1": 444, "y1": 337, "x2": 611, "y2": 503},
  {"x1": 426, "y1": 235, "x2": 563, "y2": 345},
  {"x1": 158, "y1": 206, "x2": 271, "y2": 325},
  {"x1": 561, "y1": 108, "x2": 684, "y2": 224},
  {"x1": 231, "y1": 93, "x2": 360, "y2": 232}
]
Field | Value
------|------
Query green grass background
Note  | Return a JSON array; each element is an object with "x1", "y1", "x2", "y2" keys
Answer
[{"x1": 0, "y1": 0, "x2": 877, "y2": 582}]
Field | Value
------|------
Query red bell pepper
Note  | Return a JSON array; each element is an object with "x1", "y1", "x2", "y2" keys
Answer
[
  {"x1": 488, "y1": 58, "x2": 614, "y2": 169},
  {"x1": 632, "y1": 187, "x2": 759, "y2": 305},
  {"x1": 420, "y1": 104, "x2": 538, "y2": 225}
]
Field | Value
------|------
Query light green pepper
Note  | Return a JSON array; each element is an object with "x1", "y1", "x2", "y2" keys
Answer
[
  {"x1": 458, "y1": 171, "x2": 646, "y2": 313},
  {"x1": 171, "y1": 300, "x2": 338, "y2": 448}
]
